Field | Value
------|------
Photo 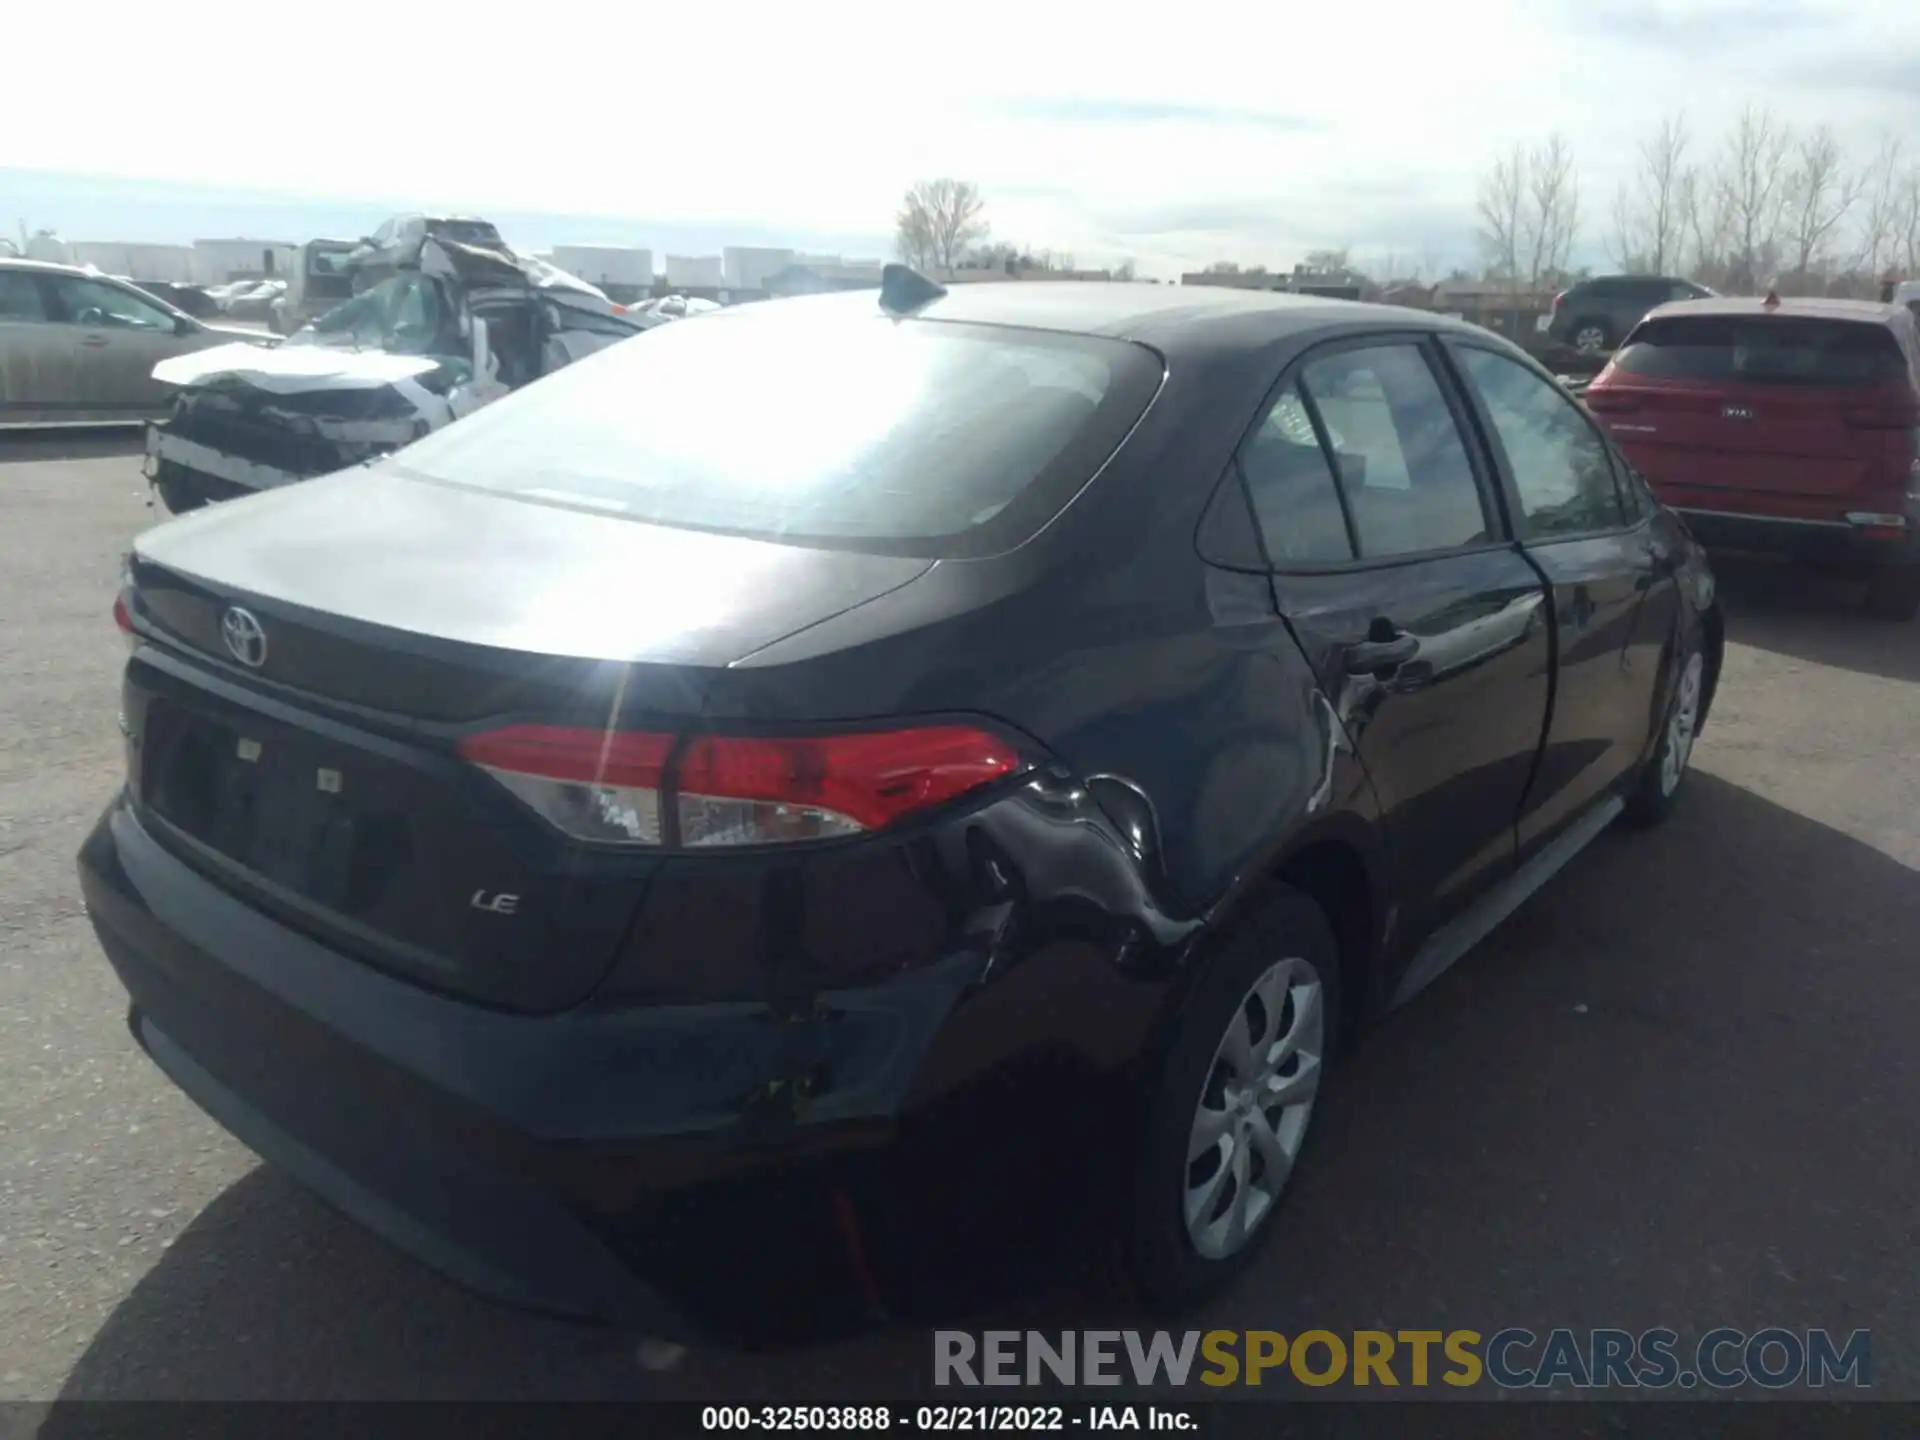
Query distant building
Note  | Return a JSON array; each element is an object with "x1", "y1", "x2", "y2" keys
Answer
[
  {"x1": 763, "y1": 258, "x2": 886, "y2": 296},
  {"x1": 1181, "y1": 264, "x2": 1367, "y2": 299},
  {"x1": 66, "y1": 242, "x2": 196, "y2": 283},
  {"x1": 192, "y1": 238, "x2": 298, "y2": 286},
  {"x1": 549, "y1": 245, "x2": 654, "y2": 291},
  {"x1": 723, "y1": 246, "x2": 797, "y2": 292},
  {"x1": 938, "y1": 262, "x2": 1114, "y2": 284},
  {"x1": 664, "y1": 254, "x2": 725, "y2": 289}
]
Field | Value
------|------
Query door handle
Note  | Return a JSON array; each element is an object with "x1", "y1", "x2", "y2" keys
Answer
[
  {"x1": 79, "y1": 334, "x2": 110, "y2": 347},
  {"x1": 1344, "y1": 632, "x2": 1419, "y2": 675}
]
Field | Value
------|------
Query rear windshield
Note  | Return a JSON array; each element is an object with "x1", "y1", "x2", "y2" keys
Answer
[
  {"x1": 1614, "y1": 315, "x2": 1910, "y2": 386},
  {"x1": 389, "y1": 301, "x2": 1163, "y2": 557}
]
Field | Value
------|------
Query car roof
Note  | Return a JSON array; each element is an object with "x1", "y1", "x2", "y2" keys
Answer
[
  {"x1": 732, "y1": 281, "x2": 1498, "y2": 358},
  {"x1": 0, "y1": 256, "x2": 94, "y2": 278},
  {"x1": 1643, "y1": 295, "x2": 1904, "y2": 325}
]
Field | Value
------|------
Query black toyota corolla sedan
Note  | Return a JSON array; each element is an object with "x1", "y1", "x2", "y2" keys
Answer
[{"x1": 80, "y1": 271, "x2": 1723, "y2": 1344}]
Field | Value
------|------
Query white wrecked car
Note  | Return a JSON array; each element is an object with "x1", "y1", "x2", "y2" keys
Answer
[{"x1": 144, "y1": 219, "x2": 643, "y2": 513}]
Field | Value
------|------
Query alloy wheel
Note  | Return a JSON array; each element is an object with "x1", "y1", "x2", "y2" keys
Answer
[
  {"x1": 1574, "y1": 325, "x2": 1609, "y2": 354},
  {"x1": 1660, "y1": 651, "x2": 1705, "y2": 796},
  {"x1": 1183, "y1": 955, "x2": 1325, "y2": 1260}
]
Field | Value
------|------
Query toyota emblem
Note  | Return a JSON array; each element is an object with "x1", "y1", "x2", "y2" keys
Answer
[{"x1": 220, "y1": 606, "x2": 269, "y2": 668}]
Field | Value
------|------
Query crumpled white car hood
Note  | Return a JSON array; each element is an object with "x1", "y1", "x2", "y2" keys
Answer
[{"x1": 152, "y1": 342, "x2": 444, "y2": 393}]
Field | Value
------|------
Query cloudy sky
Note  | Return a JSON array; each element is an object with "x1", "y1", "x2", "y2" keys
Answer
[{"x1": 5, "y1": 0, "x2": 1917, "y2": 276}]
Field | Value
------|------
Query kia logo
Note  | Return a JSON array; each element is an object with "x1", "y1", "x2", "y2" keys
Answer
[
  {"x1": 219, "y1": 606, "x2": 268, "y2": 668},
  {"x1": 1721, "y1": 403, "x2": 1755, "y2": 421}
]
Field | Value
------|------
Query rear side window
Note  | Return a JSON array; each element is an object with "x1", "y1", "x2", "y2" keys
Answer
[
  {"x1": 1237, "y1": 341, "x2": 1492, "y2": 566},
  {"x1": 1238, "y1": 389, "x2": 1353, "y2": 564},
  {"x1": 391, "y1": 301, "x2": 1163, "y2": 558},
  {"x1": 1298, "y1": 345, "x2": 1490, "y2": 559},
  {"x1": 0, "y1": 271, "x2": 48, "y2": 321},
  {"x1": 1614, "y1": 315, "x2": 1909, "y2": 387}
]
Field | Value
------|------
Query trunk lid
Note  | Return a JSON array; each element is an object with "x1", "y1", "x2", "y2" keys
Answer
[
  {"x1": 125, "y1": 467, "x2": 932, "y2": 1011},
  {"x1": 1589, "y1": 310, "x2": 1920, "y2": 508}
]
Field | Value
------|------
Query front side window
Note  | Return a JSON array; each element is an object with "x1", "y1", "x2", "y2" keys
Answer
[
  {"x1": 1456, "y1": 346, "x2": 1625, "y2": 539},
  {"x1": 1296, "y1": 344, "x2": 1491, "y2": 559},
  {"x1": 48, "y1": 276, "x2": 176, "y2": 332}
]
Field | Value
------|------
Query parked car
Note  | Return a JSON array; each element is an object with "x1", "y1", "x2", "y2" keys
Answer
[
  {"x1": 1887, "y1": 279, "x2": 1920, "y2": 323},
  {"x1": 82, "y1": 274, "x2": 1722, "y2": 1344},
  {"x1": 145, "y1": 221, "x2": 641, "y2": 513},
  {"x1": 222, "y1": 279, "x2": 287, "y2": 323},
  {"x1": 1545, "y1": 274, "x2": 1715, "y2": 357},
  {"x1": 0, "y1": 258, "x2": 271, "y2": 426},
  {"x1": 1584, "y1": 294, "x2": 1920, "y2": 620}
]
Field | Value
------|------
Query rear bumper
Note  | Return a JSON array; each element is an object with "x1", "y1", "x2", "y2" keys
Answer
[
  {"x1": 145, "y1": 423, "x2": 302, "y2": 495},
  {"x1": 78, "y1": 791, "x2": 1173, "y2": 1339},
  {"x1": 1672, "y1": 506, "x2": 1920, "y2": 569}
]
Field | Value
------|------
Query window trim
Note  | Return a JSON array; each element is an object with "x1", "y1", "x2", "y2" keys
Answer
[
  {"x1": 1235, "y1": 329, "x2": 1516, "y2": 576},
  {"x1": 1439, "y1": 336, "x2": 1637, "y2": 548}
]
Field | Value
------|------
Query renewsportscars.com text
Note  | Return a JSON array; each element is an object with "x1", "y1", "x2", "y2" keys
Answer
[{"x1": 932, "y1": 1328, "x2": 1871, "y2": 1391}]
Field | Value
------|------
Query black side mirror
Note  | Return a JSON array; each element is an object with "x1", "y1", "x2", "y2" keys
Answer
[{"x1": 174, "y1": 315, "x2": 197, "y2": 336}]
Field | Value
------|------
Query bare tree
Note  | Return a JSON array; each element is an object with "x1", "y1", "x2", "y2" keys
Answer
[
  {"x1": 1475, "y1": 143, "x2": 1526, "y2": 281},
  {"x1": 1850, "y1": 135, "x2": 1907, "y2": 280},
  {"x1": 1714, "y1": 105, "x2": 1793, "y2": 292},
  {"x1": 1903, "y1": 167, "x2": 1920, "y2": 273},
  {"x1": 1112, "y1": 258, "x2": 1137, "y2": 281},
  {"x1": 1476, "y1": 136, "x2": 1580, "y2": 289},
  {"x1": 1610, "y1": 114, "x2": 1691, "y2": 273},
  {"x1": 1782, "y1": 125, "x2": 1862, "y2": 287},
  {"x1": 1522, "y1": 134, "x2": 1581, "y2": 288},
  {"x1": 895, "y1": 179, "x2": 988, "y2": 274}
]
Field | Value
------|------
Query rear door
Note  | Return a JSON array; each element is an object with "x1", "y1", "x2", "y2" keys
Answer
[
  {"x1": 1247, "y1": 336, "x2": 1552, "y2": 945},
  {"x1": 1592, "y1": 312, "x2": 1918, "y2": 519},
  {"x1": 1447, "y1": 342, "x2": 1677, "y2": 858},
  {"x1": 0, "y1": 270, "x2": 78, "y2": 422}
]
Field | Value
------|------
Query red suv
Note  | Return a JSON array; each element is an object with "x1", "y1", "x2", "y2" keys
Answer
[{"x1": 1584, "y1": 295, "x2": 1920, "y2": 619}]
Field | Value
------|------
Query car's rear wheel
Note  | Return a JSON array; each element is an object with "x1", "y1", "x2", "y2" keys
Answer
[
  {"x1": 1117, "y1": 886, "x2": 1341, "y2": 1312},
  {"x1": 1624, "y1": 636, "x2": 1705, "y2": 826},
  {"x1": 152, "y1": 463, "x2": 208, "y2": 516},
  {"x1": 1572, "y1": 319, "x2": 1613, "y2": 354},
  {"x1": 1863, "y1": 566, "x2": 1920, "y2": 622}
]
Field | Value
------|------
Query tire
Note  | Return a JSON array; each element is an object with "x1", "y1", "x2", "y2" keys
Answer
[
  {"x1": 1863, "y1": 566, "x2": 1920, "y2": 622},
  {"x1": 1571, "y1": 319, "x2": 1613, "y2": 355},
  {"x1": 1623, "y1": 629, "x2": 1706, "y2": 827},
  {"x1": 1116, "y1": 886, "x2": 1343, "y2": 1313},
  {"x1": 152, "y1": 464, "x2": 207, "y2": 516}
]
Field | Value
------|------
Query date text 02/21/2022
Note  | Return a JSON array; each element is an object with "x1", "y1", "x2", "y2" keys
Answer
[{"x1": 700, "y1": 1406, "x2": 1203, "y2": 1432}]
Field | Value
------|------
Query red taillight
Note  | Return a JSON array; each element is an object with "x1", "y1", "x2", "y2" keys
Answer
[
  {"x1": 457, "y1": 722, "x2": 1023, "y2": 848},
  {"x1": 112, "y1": 592, "x2": 135, "y2": 635}
]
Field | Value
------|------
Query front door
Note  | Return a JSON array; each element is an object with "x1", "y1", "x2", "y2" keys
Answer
[
  {"x1": 1445, "y1": 342, "x2": 1676, "y2": 859},
  {"x1": 1243, "y1": 336, "x2": 1552, "y2": 950},
  {"x1": 44, "y1": 274, "x2": 187, "y2": 417}
]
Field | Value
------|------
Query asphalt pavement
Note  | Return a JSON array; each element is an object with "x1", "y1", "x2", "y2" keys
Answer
[{"x1": 1, "y1": 432, "x2": 1916, "y2": 1402}]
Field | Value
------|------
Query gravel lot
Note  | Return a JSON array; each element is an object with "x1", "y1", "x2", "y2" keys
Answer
[{"x1": 2, "y1": 432, "x2": 1916, "y2": 1403}]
